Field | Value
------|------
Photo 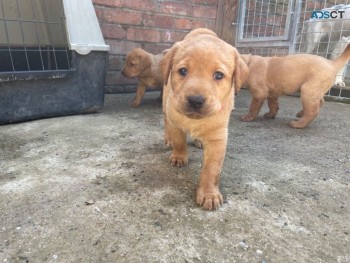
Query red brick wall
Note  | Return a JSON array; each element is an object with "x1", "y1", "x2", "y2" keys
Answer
[{"x1": 92, "y1": 0, "x2": 219, "y2": 93}]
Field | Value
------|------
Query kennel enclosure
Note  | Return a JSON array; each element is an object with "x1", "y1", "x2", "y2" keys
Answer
[
  {"x1": 236, "y1": 0, "x2": 350, "y2": 101},
  {"x1": 0, "y1": 0, "x2": 109, "y2": 124}
]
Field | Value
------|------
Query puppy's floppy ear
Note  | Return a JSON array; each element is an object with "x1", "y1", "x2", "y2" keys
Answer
[
  {"x1": 160, "y1": 45, "x2": 178, "y2": 85},
  {"x1": 232, "y1": 50, "x2": 249, "y2": 94},
  {"x1": 138, "y1": 51, "x2": 152, "y2": 71}
]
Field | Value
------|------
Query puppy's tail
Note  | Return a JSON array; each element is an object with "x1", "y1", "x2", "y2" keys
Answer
[{"x1": 332, "y1": 43, "x2": 350, "y2": 71}]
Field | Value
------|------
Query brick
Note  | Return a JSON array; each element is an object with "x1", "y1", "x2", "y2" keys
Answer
[
  {"x1": 142, "y1": 13, "x2": 175, "y2": 29},
  {"x1": 106, "y1": 71, "x2": 137, "y2": 86},
  {"x1": 95, "y1": 7, "x2": 142, "y2": 25},
  {"x1": 93, "y1": 0, "x2": 157, "y2": 11},
  {"x1": 143, "y1": 43, "x2": 173, "y2": 54},
  {"x1": 162, "y1": 1, "x2": 193, "y2": 16},
  {"x1": 192, "y1": 20, "x2": 215, "y2": 30},
  {"x1": 192, "y1": 0, "x2": 218, "y2": 6},
  {"x1": 193, "y1": 5, "x2": 217, "y2": 19},
  {"x1": 109, "y1": 55, "x2": 125, "y2": 71},
  {"x1": 92, "y1": 0, "x2": 115, "y2": 6},
  {"x1": 127, "y1": 28, "x2": 160, "y2": 42},
  {"x1": 123, "y1": 0, "x2": 159, "y2": 12},
  {"x1": 306, "y1": 1, "x2": 321, "y2": 10},
  {"x1": 100, "y1": 24, "x2": 126, "y2": 39},
  {"x1": 161, "y1": 30, "x2": 187, "y2": 42},
  {"x1": 175, "y1": 18, "x2": 193, "y2": 29},
  {"x1": 107, "y1": 40, "x2": 141, "y2": 55}
]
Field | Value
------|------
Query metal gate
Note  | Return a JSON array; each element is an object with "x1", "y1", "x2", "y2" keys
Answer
[
  {"x1": 236, "y1": 0, "x2": 350, "y2": 101},
  {"x1": 0, "y1": 0, "x2": 72, "y2": 76}
]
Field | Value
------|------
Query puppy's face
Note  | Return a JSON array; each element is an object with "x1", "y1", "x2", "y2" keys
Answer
[
  {"x1": 121, "y1": 48, "x2": 151, "y2": 78},
  {"x1": 162, "y1": 36, "x2": 248, "y2": 119}
]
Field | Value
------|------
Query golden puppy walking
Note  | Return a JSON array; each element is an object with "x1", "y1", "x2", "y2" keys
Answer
[
  {"x1": 122, "y1": 48, "x2": 164, "y2": 108},
  {"x1": 161, "y1": 28, "x2": 248, "y2": 210},
  {"x1": 240, "y1": 44, "x2": 350, "y2": 128}
]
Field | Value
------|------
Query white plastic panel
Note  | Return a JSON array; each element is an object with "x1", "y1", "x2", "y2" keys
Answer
[{"x1": 62, "y1": 0, "x2": 109, "y2": 55}]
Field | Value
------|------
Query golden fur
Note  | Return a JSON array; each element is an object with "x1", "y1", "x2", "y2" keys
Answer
[
  {"x1": 240, "y1": 44, "x2": 350, "y2": 128},
  {"x1": 122, "y1": 48, "x2": 164, "y2": 108},
  {"x1": 161, "y1": 28, "x2": 248, "y2": 210}
]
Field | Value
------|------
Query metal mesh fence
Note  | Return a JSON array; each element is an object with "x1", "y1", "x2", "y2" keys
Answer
[
  {"x1": 236, "y1": 0, "x2": 350, "y2": 100},
  {"x1": 0, "y1": 0, "x2": 71, "y2": 72},
  {"x1": 237, "y1": 0, "x2": 292, "y2": 42},
  {"x1": 293, "y1": 0, "x2": 350, "y2": 98}
]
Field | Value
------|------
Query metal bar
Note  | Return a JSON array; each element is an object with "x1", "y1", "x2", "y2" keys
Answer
[
  {"x1": 256, "y1": 0, "x2": 264, "y2": 38},
  {"x1": 44, "y1": 0, "x2": 58, "y2": 70},
  {"x1": 16, "y1": 0, "x2": 30, "y2": 71},
  {"x1": 263, "y1": 0, "x2": 272, "y2": 37},
  {"x1": 0, "y1": 0, "x2": 15, "y2": 71},
  {"x1": 0, "y1": 0, "x2": 71, "y2": 73},
  {"x1": 58, "y1": 0, "x2": 71, "y2": 69},
  {"x1": 30, "y1": 0, "x2": 45, "y2": 70}
]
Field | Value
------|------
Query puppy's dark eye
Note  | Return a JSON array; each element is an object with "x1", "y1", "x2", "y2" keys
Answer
[
  {"x1": 214, "y1": 71, "x2": 224, "y2": 80},
  {"x1": 178, "y1": 68, "x2": 188, "y2": 76}
]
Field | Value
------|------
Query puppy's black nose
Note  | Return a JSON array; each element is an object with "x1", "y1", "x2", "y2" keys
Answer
[{"x1": 187, "y1": 95, "x2": 205, "y2": 109}]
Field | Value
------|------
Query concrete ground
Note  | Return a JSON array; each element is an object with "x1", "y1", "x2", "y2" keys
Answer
[{"x1": 0, "y1": 90, "x2": 349, "y2": 263}]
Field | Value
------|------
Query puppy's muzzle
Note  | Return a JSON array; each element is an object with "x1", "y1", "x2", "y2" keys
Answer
[
  {"x1": 187, "y1": 95, "x2": 205, "y2": 110},
  {"x1": 121, "y1": 68, "x2": 132, "y2": 78}
]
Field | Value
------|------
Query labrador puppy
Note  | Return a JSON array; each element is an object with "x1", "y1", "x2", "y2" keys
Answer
[
  {"x1": 240, "y1": 44, "x2": 350, "y2": 128},
  {"x1": 122, "y1": 48, "x2": 164, "y2": 108},
  {"x1": 161, "y1": 28, "x2": 248, "y2": 210}
]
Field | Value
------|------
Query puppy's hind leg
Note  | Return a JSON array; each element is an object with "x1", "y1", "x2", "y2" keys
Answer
[
  {"x1": 296, "y1": 110, "x2": 304, "y2": 118},
  {"x1": 264, "y1": 96, "x2": 279, "y2": 119},
  {"x1": 295, "y1": 97, "x2": 323, "y2": 118},
  {"x1": 289, "y1": 91, "x2": 323, "y2": 129}
]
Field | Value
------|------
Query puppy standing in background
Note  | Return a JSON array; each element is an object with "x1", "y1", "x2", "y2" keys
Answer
[
  {"x1": 161, "y1": 28, "x2": 248, "y2": 210},
  {"x1": 303, "y1": 4, "x2": 350, "y2": 87},
  {"x1": 121, "y1": 48, "x2": 164, "y2": 108},
  {"x1": 240, "y1": 43, "x2": 350, "y2": 128}
]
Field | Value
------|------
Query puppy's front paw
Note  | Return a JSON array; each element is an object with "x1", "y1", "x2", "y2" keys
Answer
[
  {"x1": 240, "y1": 114, "x2": 255, "y2": 122},
  {"x1": 263, "y1": 112, "x2": 276, "y2": 119},
  {"x1": 169, "y1": 153, "x2": 188, "y2": 167},
  {"x1": 289, "y1": 120, "x2": 306, "y2": 129},
  {"x1": 196, "y1": 187, "x2": 223, "y2": 210}
]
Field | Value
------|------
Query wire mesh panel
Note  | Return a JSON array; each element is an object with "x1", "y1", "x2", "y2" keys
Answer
[
  {"x1": 236, "y1": 0, "x2": 350, "y2": 100},
  {"x1": 236, "y1": 0, "x2": 296, "y2": 60},
  {"x1": 237, "y1": 0, "x2": 295, "y2": 44},
  {"x1": 0, "y1": 0, "x2": 71, "y2": 73},
  {"x1": 293, "y1": 0, "x2": 350, "y2": 99}
]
